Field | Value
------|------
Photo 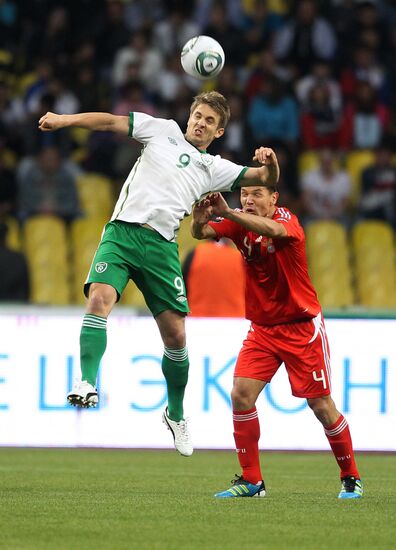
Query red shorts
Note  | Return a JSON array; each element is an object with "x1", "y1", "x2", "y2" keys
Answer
[{"x1": 234, "y1": 313, "x2": 331, "y2": 398}]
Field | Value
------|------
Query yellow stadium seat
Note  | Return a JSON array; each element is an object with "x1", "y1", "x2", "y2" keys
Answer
[
  {"x1": 351, "y1": 221, "x2": 396, "y2": 307},
  {"x1": 177, "y1": 216, "x2": 199, "y2": 263},
  {"x1": 345, "y1": 150, "x2": 374, "y2": 206},
  {"x1": 70, "y1": 217, "x2": 106, "y2": 304},
  {"x1": 23, "y1": 216, "x2": 70, "y2": 305},
  {"x1": 119, "y1": 280, "x2": 148, "y2": 310},
  {"x1": 298, "y1": 151, "x2": 319, "y2": 175},
  {"x1": 76, "y1": 173, "x2": 114, "y2": 219},
  {"x1": 306, "y1": 221, "x2": 354, "y2": 307},
  {"x1": 5, "y1": 217, "x2": 21, "y2": 251}
]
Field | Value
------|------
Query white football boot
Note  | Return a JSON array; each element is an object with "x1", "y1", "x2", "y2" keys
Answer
[
  {"x1": 67, "y1": 380, "x2": 98, "y2": 408},
  {"x1": 162, "y1": 407, "x2": 193, "y2": 457}
]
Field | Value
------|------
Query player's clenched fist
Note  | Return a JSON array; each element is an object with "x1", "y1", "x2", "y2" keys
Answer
[
  {"x1": 38, "y1": 112, "x2": 64, "y2": 131},
  {"x1": 253, "y1": 147, "x2": 277, "y2": 166}
]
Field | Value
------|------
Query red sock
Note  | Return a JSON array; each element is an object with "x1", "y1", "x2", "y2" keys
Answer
[
  {"x1": 233, "y1": 407, "x2": 262, "y2": 484},
  {"x1": 324, "y1": 415, "x2": 360, "y2": 479}
]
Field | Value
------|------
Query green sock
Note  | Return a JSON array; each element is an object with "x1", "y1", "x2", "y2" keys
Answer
[
  {"x1": 162, "y1": 347, "x2": 189, "y2": 422},
  {"x1": 80, "y1": 314, "x2": 107, "y2": 387}
]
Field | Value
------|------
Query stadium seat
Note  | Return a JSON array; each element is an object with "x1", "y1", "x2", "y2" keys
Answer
[
  {"x1": 177, "y1": 215, "x2": 199, "y2": 262},
  {"x1": 352, "y1": 221, "x2": 396, "y2": 307},
  {"x1": 76, "y1": 173, "x2": 114, "y2": 219},
  {"x1": 70, "y1": 217, "x2": 106, "y2": 304},
  {"x1": 297, "y1": 150, "x2": 319, "y2": 175},
  {"x1": 23, "y1": 215, "x2": 70, "y2": 305},
  {"x1": 4, "y1": 217, "x2": 21, "y2": 251},
  {"x1": 345, "y1": 150, "x2": 374, "y2": 206},
  {"x1": 305, "y1": 221, "x2": 354, "y2": 308},
  {"x1": 119, "y1": 280, "x2": 148, "y2": 309}
]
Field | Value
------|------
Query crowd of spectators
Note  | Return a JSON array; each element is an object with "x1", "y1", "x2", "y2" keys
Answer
[{"x1": 1, "y1": 0, "x2": 396, "y2": 231}]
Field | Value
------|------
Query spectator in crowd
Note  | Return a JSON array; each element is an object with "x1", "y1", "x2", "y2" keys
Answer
[
  {"x1": 241, "y1": 0, "x2": 284, "y2": 58},
  {"x1": 182, "y1": 238, "x2": 245, "y2": 318},
  {"x1": 112, "y1": 30, "x2": 163, "y2": 94},
  {"x1": 153, "y1": 7, "x2": 200, "y2": 57},
  {"x1": 95, "y1": 0, "x2": 130, "y2": 78},
  {"x1": 0, "y1": 222, "x2": 29, "y2": 303},
  {"x1": 247, "y1": 75, "x2": 299, "y2": 151},
  {"x1": 201, "y1": 1, "x2": 247, "y2": 66},
  {"x1": 340, "y1": 45, "x2": 389, "y2": 104},
  {"x1": 194, "y1": 0, "x2": 243, "y2": 32},
  {"x1": 342, "y1": 81, "x2": 390, "y2": 149},
  {"x1": 272, "y1": 0, "x2": 337, "y2": 76},
  {"x1": 17, "y1": 145, "x2": 80, "y2": 223},
  {"x1": 295, "y1": 59, "x2": 342, "y2": 112},
  {"x1": 300, "y1": 82, "x2": 345, "y2": 150},
  {"x1": 358, "y1": 141, "x2": 396, "y2": 227},
  {"x1": 245, "y1": 49, "x2": 291, "y2": 101},
  {"x1": 300, "y1": 148, "x2": 351, "y2": 225},
  {"x1": 219, "y1": 94, "x2": 248, "y2": 164},
  {"x1": 347, "y1": 0, "x2": 390, "y2": 57}
]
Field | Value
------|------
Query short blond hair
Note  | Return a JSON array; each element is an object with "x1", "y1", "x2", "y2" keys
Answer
[{"x1": 190, "y1": 91, "x2": 231, "y2": 128}]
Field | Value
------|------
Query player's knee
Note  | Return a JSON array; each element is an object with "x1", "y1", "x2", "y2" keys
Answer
[
  {"x1": 231, "y1": 386, "x2": 253, "y2": 409},
  {"x1": 307, "y1": 396, "x2": 333, "y2": 423},
  {"x1": 87, "y1": 285, "x2": 116, "y2": 316},
  {"x1": 162, "y1": 328, "x2": 186, "y2": 349}
]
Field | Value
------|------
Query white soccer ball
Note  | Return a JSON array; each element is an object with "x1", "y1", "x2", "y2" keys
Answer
[{"x1": 181, "y1": 36, "x2": 225, "y2": 80}]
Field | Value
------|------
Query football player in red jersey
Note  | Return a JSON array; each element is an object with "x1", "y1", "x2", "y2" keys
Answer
[{"x1": 191, "y1": 186, "x2": 362, "y2": 499}]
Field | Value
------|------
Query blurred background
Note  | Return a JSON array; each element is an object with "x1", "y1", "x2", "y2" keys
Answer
[{"x1": 1, "y1": 0, "x2": 396, "y2": 311}]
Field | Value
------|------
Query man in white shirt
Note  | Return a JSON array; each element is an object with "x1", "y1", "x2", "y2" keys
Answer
[{"x1": 38, "y1": 91, "x2": 280, "y2": 456}]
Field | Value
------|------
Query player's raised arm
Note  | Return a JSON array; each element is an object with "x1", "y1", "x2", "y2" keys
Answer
[
  {"x1": 191, "y1": 199, "x2": 218, "y2": 240},
  {"x1": 38, "y1": 112, "x2": 129, "y2": 135},
  {"x1": 206, "y1": 192, "x2": 287, "y2": 238},
  {"x1": 240, "y1": 147, "x2": 280, "y2": 188}
]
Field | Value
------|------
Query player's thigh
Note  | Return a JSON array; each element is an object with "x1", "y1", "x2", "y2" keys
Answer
[
  {"x1": 84, "y1": 221, "x2": 142, "y2": 300},
  {"x1": 134, "y1": 232, "x2": 189, "y2": 317},
  {"x1": 234, "y1": 324, "x2": 281, "y2": 382},
  {"x1": 281, "y1": 315, "x2": 331, "y2": 398}
]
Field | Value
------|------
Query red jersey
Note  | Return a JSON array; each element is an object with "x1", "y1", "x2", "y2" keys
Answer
[{"x1": 208, "y1": 207, "x2": 321, "y2": 326}]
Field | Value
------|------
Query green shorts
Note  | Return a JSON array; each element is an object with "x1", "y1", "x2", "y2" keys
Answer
[{"x1": 85, "y1": 220, "x2": 189, "y2": 317}]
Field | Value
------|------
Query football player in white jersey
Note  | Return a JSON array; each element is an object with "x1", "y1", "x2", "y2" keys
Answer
[{"x1": 38, "y1": 91, "x2": 280, "y2": 456}]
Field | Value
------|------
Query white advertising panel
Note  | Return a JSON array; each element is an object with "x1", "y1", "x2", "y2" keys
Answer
[{"x1": 0, "y1": 311, "x2": 395, "y2": 450}]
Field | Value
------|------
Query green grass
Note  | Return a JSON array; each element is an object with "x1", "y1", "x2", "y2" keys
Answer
[{"x1": 0, "y1": 449, "x2": 395, "y2": 550}]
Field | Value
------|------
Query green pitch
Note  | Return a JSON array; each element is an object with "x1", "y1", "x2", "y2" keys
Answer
[{"x1": 1, "y1": 449, "x2": 395, "y2": 550}]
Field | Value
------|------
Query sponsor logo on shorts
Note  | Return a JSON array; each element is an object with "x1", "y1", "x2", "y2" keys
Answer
[
  {"x1": 95, "y1": 262, "x2": 108, "y2": 273},
  {"x1": 176, "y1": 295, "x2": 187, "y2": 303}
]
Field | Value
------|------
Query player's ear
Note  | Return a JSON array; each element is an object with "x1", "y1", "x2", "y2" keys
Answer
[
  {"x1": 272, "y1": 192, "x2": 279, "y2": 205},
  {"x1": 214, "y1": 127, "x2": 225, "y2": 139}
]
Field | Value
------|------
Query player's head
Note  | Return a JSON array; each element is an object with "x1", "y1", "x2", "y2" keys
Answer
[
  {"x1": 186, "y1": 91, "x2": 230, "y2": 149},
  {"x1": 240, "y1": 185, "x2": 279, "y2": 218}
]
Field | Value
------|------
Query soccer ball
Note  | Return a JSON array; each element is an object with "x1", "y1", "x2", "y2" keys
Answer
[{"x1": 181, "y1": 36, "x2": 225, "y2": 80}]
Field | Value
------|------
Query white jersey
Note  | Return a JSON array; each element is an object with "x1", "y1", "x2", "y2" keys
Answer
[{"x1": 111, "y1": 112, "x2": 247, "y2": 241}]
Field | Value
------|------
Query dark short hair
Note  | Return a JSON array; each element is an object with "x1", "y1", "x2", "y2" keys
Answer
[
  {"x1": 190, "y1": 91, "x2": 231, "y2": 128},
  {"x1": 241, "y1": 183, "x2": 279, "y2": 194}
]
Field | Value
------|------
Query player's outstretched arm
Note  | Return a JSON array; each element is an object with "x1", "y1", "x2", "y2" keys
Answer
[
  {"x1": 38, "y1": 112, "x2": 129, "y2": 135},
  {"x1": 191, "y1": 200, "x2": 217, "y2": 240},
  {"x1": 240, "y1": 147, "x2": 280, "y2": 187},
  {"x1": 207, "y1": 192, "x2": 287, "y2": 238}
]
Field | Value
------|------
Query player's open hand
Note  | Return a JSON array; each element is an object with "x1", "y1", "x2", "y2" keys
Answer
[
  {"x1": 252, "y1": 147, "x2": 277, "y2": 166},
  {"x1": 38, "y1": 112, "x2": 64, "y2": 132},
  {"x1": 200, "y1": 192, "x2": 230, "y2": 217},
  {"x1": 192, "y1": 199, "x2": 212, "y2": 224}
]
